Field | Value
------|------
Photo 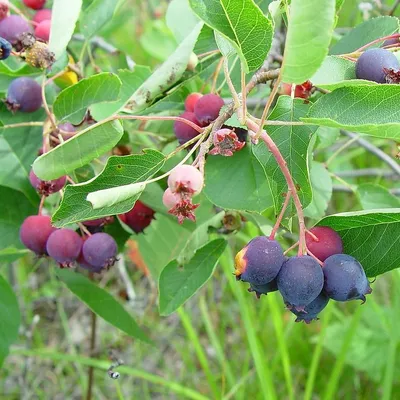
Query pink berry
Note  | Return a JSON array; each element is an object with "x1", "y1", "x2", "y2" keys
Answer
[
  {"x1": 162, "y1": 188, "x2": 181, "y2": 209},
  {"x1": 29, "y1": 169, "x2": 66, "y2": 196},
  {"x1": 46, "y1": 229, "x2": 82, "y2": 265},
  {"x1": 23, "y1": 0, "x2": 46, "y2": 10},
  {"x1": 194, "y1": 93, "x2": 224, "y2": 126},
  {"x1": 0, "y1": 0, "x2": 9, "y2": 21},
  {"x1": 306, "y1": 226, "x2": 343, "y2": 262},
  {"x1": 34, "y1": 19, "x2": 51, "y2": 41},
  {"x1": 32, "y1": 8, "x2": 51, "y2": 24},
  {"x1": 168, "y1": 165, "x2": 204, "y2": 196},
  {"x1": 20, "y1": 215, "x2": 56, "y2": 255},
  {"x1": 184, "y1": 93, "x2": 203, "y2": 112}
]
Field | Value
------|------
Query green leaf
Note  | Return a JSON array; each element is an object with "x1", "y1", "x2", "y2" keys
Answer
[
  {"x1": 80, "y1": 0, "x2": 118, "y2": 38},
  {"x1": 315, "y1": 126, "x2": 340, "y2": 149},
  {"x1": 0, "y1": 275, "x2": 21, "y2": 368},
  {"x1": 358, "y1": 183, "x2": 400, "y2": 210},
  {"x1": 49, "y1": 0, "x2": 83, "y2": 59},
  {"x1": 128, "y1": 23, "x2": 203, "y2": 112},
  {"x1": 166, "y1": 0, "x2": 200, "y2": 42},
  {"x1": 304, "y1": 162, "x2": 333, "y2": 219},
  {"x1": 204, "y1": 145, "x2": 274, "y2": 212},
  {"x1": 253, "y1": 96, "x2": 317, "y2": 213},
  {"x1": 317, "y1": 209, "x2": 400, "y2": 277},
  {"x1": 0, "y1": 187, "x2": 37, "y2": 252},
  {"x1": 330, "y1": 16, "x2": 399, "y2": 55},
  {"x1": 32, "y1": 120, "x2": 124, "y2": 181},
  {"x1": 57, "y1": 269, "x2": 149, "y2": 343},
  {"x1": 304, "y1": 85, "x2": 400, "y2": 139},
  {"x1": 282, "y1": 0, "x2": 336, "y2": 83},
  {"x1": 51, "y1": 149, "x2": 165, "y2": 227},
  {"x1": 159, "y1": 239, "x2": 227, "y2": 316},
  {"x1": 53, "y1": 73, "x2": 122, "y2": 124},
  {"x1": 310, "y1": 56, "x2": 377, "y2": 90},
  {"x1": 189, "y1": 0, "x2": 273, "y2": 72}
]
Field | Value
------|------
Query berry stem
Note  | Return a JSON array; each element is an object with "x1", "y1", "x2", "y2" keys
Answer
[
  {"x1": 284, "y1": 241, "x2": 299, "y2": 255},
  {"x1": 305, "y1": 247, "x2": 324, "y2": 266},
  {"x1": 305, "y1": 229, "x2": 319, "y2": 242},
  {"x1": 38, "y1": 195, "x2": 46, "y2": 215},
  {"x1": 355, "y1": 33, "x2": 400, "y2": 52},
  {"x1": 78, "y1": 223, "x2": 92, "y2": 237},
  {"x1": 269, "y1": 190, "x2": 292, "y2": 240},
  {"x1": 247, "y1": 118, "x2": 306, "y2": 256}
]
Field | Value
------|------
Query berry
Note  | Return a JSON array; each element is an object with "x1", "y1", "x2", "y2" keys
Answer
[
  {"x1": 56, "y1": 122, "x2": 77, "y2": 141},
  {"x1": 34, "y1": 19, "x2": 50, "y2": 41},
  {"x1": 235, "y1": 236, "x2": 285, "y2": 285},
  {"x1": 0, "y1": 1, "x2": 9, "y2": 21},
  {"x1": 20, "y1": 215, "x2": 56, "y2": 255},
  {"x1": 32, "y1": 8, "x2": 51, "y2": 24},
  {"x1": 248, "y1": 280, "x2": 278, "y2": 299},
  {"x1": 82, "y1": 233, "x2": 118, "y2": 270},
  {"x1": 277, "y1": 256, "x2": 324, "y2": 312},
  {"x1": 194, "y1": 93, "x2": 224, "y2": 126},
  {"x1": 82, "y1": 217, "x2": 114, "y2": 227},
  {"x1": 162, "y1": 188, "x2": 181, "y2": 209},
  {"x1": 25, "y1": 41, "x2": 55, "y2": 69},
  {"x1": 290, "y1": 292, "x2": 329, "y2": 324},
  {"x1": 23, "y1": 0, "x2": 46, "y2": 10},
  {"x1": 0, "y1": 15, "x2": 32, "y2": 45},
  {"x1": 119, "y1": 200, "x2": 155, "y2": 233},
  {"x1": 323, "y1": 254, "x2": 372, "y2": 302},
  {"x1": 29, "y1": 169, "x2": 66, "y2": 196},
  {"x1": 6, "y1": 77, "x2": 42, "y2": 113},
  {"x1": 46, "y1": 229, "x2": 82, "y2": 265},
  {"x1": 0, "y1": 36, "x2": 11, "y2": 60},
  {"x1": 355, "y1": 48, "x2": 400, "y2": 83},
  {"x1": 209, "y1": 128, "x2": 245, "y2": 157},
  {"x1": 305, "y1": 226, "x2": 343, "y2": 262},
  {"x1": 168, "y1": 165, "x2": 203, "y2": 196},
  {"x1": 184, "y1": 93, "x2": 202, "y2": 112},
  {"x1": 383, "y1": 37, "x2": 399, "y2": 47},
  {"x1": 173, "y1": 112, "x2": 201, "y2": 145}
]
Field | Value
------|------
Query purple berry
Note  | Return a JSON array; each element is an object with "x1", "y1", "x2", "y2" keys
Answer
[
  {"x1": 0, "y1": 15, "x2": 32, "y2": 45},
  {"x1": 248, "y1": 279, "x2": 278, "y2": 298},
  {"x1": 290, "y1": 292, "x2": 329, "y2": 324},
  {"x1": 6, "y1": 77, "x2": 42, "y2": 113},
  {"x1": 82, "y1": 233, "x2": 118, "y2": 269},
  {"x1": 173, "y1": 111, "x2": 201, "y2": 145},
  {"x1": 46, "y1": 229, "x2": 82, "y2": 265},
  {"x1": 20, "y1": 215, "x2": 56, "y2": 255},
  {"x1": 82, "y1": 217, "x2": 113, "y2": 227},
  {"x1": 323, "y1": 254, "x2": 372, "y2": 302},
  {"x1": 194, "y1": 93, "x2": 224, "y2": 126},
  {"x1": 235, "y1": 236, "x2": 285, "y2": 285},
  {"x1": 277, "y1": 256, "x2": 324, "y2": 312},
  {"x1": 29, "y1": 169, "x2": 66, "y2": 196}
]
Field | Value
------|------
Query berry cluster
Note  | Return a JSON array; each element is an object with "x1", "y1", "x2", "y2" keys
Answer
[{"x1": 235, "y1": 226, "x2": 372, "y2": 323}]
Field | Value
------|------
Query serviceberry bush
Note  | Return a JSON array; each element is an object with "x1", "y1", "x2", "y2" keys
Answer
[{"x1": 1, "y1": 0, "x2": 400, "y2": 398}]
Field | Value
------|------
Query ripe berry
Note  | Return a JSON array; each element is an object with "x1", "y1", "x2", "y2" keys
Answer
[
  {"x1": 46, "y1": 229, "x2": 82, "y2": 265},
  {"x1": 290, "y1": 292, "x2": 329, "y2": 324},
  {"x1": 323, "y1": 254, "x2": 372, "y2": 302},
  {"x1": 277, "y1": 256, "x2": 324, "y2": 311},
  {"x1": 0, "y1": 36, "x2": 11, "y2": 60},
  {"x1": 34, "y1": 19, "x2": 50, "y2": 41},
  {"x1": 82, "y1": 217, "x2": 114, "y2": 227},
  {"x1": 173, "y1": 112, "x2": 201, "y2": 145},
  {"x1": 20, "y1": 215, "x2": 56, "y2": 255},
  {"x1": 355, "y1": 48, "x2": 400, "y2": 83},
  {"x1": 0, "y1": 1, "x2": 9, "y2": 21},
  {"x1": 194, "y1": 93, "x2": 224, "y2": 126},
  {"x1": 383, "y1": 37, "x2": 399, "y2": 47},
  {"x1": 184, "y1": 93, "x2": 203, "y2": 112},
  {"x1": 235, "y1": 236, "x2": 285, "y2": 285},
  {"x1": 0, "y1": 15, "x2": 32, "y2": 45},
  {"x1": 33, "y1": 8, "x2": 51, "y2": 24},
  {"x1": 29, "y1": 169, "x2": 66, "y2": 196},
  {"x1": 119, "y1": 200, "x2": 155, "y2": 233},
  {"x1": 23, "y1": 0, "x2": 46, "y2": 10},
  {"x1": 162, "y1": 188, "x2": 181, "y2": 209},
  {"x1": 168, "y1": 165, "x2": 203, "y2": 195},
  {"x1": 248, "y1": 279, "x2": 278, "y2": 299},
  {"x1": 6, "y1": 77, "x2": 42, "y2": 113},
  {"x1": 82, "y1": 233, "x2": 118, "y2": 270},
  {"x1": 305, "y1": 226, "x2": 343, "y2": 262}
]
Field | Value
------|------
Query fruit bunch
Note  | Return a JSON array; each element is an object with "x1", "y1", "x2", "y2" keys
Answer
[{"x1": 235, "y1": 226, "x2": 372, "y2": 323}]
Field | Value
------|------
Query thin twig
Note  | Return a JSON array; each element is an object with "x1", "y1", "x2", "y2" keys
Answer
[
  {"x1": 269, "y1": 191, "x2": 292, "y2": 240},
  {"x1": 0, "y1": 122, "x2": 44, "y2": 129},
  {"x1": 41, "y1": 77, "x2": 57, "y2": 131},
  {"x1": 389, "y1": 0, "x2": 400, "y2": 16},
  {"x1": 211, "y1": 57, "x2": 224, "y2": 94}
]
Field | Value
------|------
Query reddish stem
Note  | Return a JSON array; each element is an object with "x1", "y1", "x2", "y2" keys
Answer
[
  {"x1": 306, "y1": 247, "x2": 324, "y2": 266},
  {"x1": 247, "y1": 118, "x2": 306, "y2": 256},
  {"x1": 38, "y1": 195, "x2": 46, "y2": 216},
  {"x1": 356, "y1": 33, "x2": 400, "y2": 52},
  {"x1": 269, "y1": 190, "x2": 292, "y2": 240},
  {"x1": 305, "y1": 229, "x2": 319, "y2": 242},
  {"x1": 284, "y1": 241, "x2": 299, "y2": 256}
]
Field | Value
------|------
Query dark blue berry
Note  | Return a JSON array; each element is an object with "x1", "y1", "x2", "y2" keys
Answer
[
  {"x1": 248, "y1": 279, "x2": 278, "y2": 298},
  {"x1": 0, "y1": 36, "x2": 12, "y2": 60},
  {"x1": 290, "y1": 292, "x2": 329, "y2": 324}
]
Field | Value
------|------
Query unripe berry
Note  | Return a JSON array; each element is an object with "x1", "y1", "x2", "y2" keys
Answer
[
  {"x1": 162, "y1": 188, "x2": 181, "y2": 209},
  {"x1": 119, "y1": 200, "x2": 155, "y2": 233},
  {"x1": 23, "y1": 0, "x2": 46, "y2": 10},
  {"x1": 184, "y1": 93, "x2": 202, "y2": 112},
  {"x1": 33, "y1": 8, "x2": 51, "y2": 24},
  {"x1": 0, "y1": 1, "x2": 9, "y2": 21},
  {"x1": 34, "y1": 19, "x2": 51, "y2": 41},
  {"x1": 0, "y1": 15, "x2": 32, "y2": 45},
  {"x1": 46, "y1": 229, "x2": 82, "y2": 265},
  {"x1": 29, "y1": 169, "x2": 66, "y2": 196},
  {"x1": 168, "y1": 165, "x2": 203, "y2": 195},
  {"x1": 6, "y1": 77, "x2": 42, "y2": 113},
  {"x1": 194, "y1": 93, "x2": 224, "y2": 126},
  {"x1": 173, "y1": 112, "x2": 201, "y2": 145},
  {"x1": 20, "y1": 215, "x2": 56, "y2": 255},
  {"x1": 235, "y1": 236, "x2": 285, "y2": 285},
  {"x1": 305, "y1": 226, "x2": 343, "y2": 262},
  {"x1": 0, "y1": 36, "x2": 11, "y2": 60},
  {"x1": 82, "y1": 233, "x2": 118, "y2": 270}
]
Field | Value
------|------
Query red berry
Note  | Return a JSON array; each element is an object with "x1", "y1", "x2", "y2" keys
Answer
[
  {"x1": 0, "y1": 0, "x2": 9, "y2": 21},
  {"x1": 0, "y1": 15, "x2": 32, "y2": 45},
  {"x1": 194, "y1": 93, "x2": 224, "y2": 126},
  {"x1": 46, "y1": 229, "x2": 82, "y2": 265},
  {"x1": 29, "y1": 169, "x2": 66, "y2": 196},
  {"x1": 168, "y1": 165, "x2": 203, "y2": 196},
  {"x1": 119, "y1": 200, "x2": 155, "y2": 233},
  {"x1": 184, "y1": 93, "x2": 202, "y2": 112},
  {"x1": 162, "y1": 188, "x2": 181, "y2": 209},
  {"x1": 34, "y1": 19, "x2": 50, "y2": 41},
  {"x1": 32, "y1": 8, "x2": 51, "y2": 24},
  {"x1": 23, "y1": 0, "x2": 46, "y2": 10},
  {"x1": 20, "y1": 215, "x2": 56, "y2": 255},
  {"x1": 306, "y1": 226, "x2": 343, "y2": 262},
  {"x1": 173, "y1": 111, "x2": 201, "y2": 145}
]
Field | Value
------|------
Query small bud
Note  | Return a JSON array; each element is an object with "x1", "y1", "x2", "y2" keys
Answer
[
  {"x1": 209, "y1": 128, "x2": 245, "y2": 156},
  {"x1": 14, "y1": 32, "x2": 36, "y2": 52}
]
